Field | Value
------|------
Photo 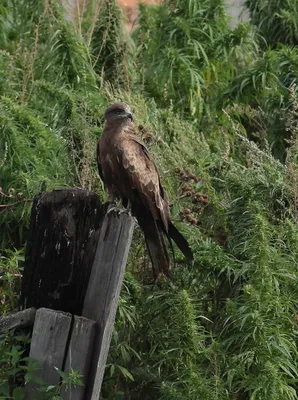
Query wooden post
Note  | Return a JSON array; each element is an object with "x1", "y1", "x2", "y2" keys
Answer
[
  {"x1": 0, "y1": 308, "x2": 36, "y2": 333},
  {"x1": 25, "y1": 309, "x2": 97, "y2": 400},
  {"x1": 20, "y1": 189, "x2": 105, "y2": 315},
  {"x1": 20, "y1": 189, "x2": 135, "y2": 399},
  {"x1": 82, "y1": 210, "x2": 135, "y2": 400},
  {"x1": 61, "y1": 316, "x2": 96, "y2": 400},
  {"x1": 25, "y1": 308, "x2": 72, "y2": 399}
]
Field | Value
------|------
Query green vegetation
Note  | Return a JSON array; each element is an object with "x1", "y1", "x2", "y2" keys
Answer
[
  {"x1": 0, "y1": 329, "x2": 83, "y2": 399},
  {"x1": 1, "y1": 0, "x2": 298, "y2": 399}
]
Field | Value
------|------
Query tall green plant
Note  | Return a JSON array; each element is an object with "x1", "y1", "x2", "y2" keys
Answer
[
  {"x1": 222, "y1": 46, "x2": 298, "y2": 160},
  {"x1": 246, "y1": 0, "x2": 298, "y2": 46},
  {"x1": 135, "y1": 0, "x2": 258, "y2": 121},
  {"x1": 0, "y1": 0, "x2": 105, "y2": 248},
  {"x1": 89, "y1": 0, "x2": 135, "y2": 88}
]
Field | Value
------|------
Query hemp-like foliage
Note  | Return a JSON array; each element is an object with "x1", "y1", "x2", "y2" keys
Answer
[
  {"x1": 1, "y1": 1, "x2": 298, "y2": 399},
  {"x1": 246, "y1": 0, "x2": 298, "y2": 47},
  {"x1": 135, "y1": 0, "x2": 258, "y2": 121}
]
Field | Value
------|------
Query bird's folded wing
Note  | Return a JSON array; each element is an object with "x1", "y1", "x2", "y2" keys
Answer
[{"x1": 119, "y1": 136, "x2": 169, "y2": 229}]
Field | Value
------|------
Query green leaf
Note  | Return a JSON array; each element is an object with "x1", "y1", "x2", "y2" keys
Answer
[
  {"x1": 12, "y1": 387, "x2": 25, "y2": 400},
  {"x1": 0, "y1": 381, "x2": 10, "y2": 396},
  {"x1": 117, "y1": 366, "x2": 134, "y2": 382}
]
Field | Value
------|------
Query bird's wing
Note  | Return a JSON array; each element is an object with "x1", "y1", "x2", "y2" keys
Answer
[
  {"x1": 118, "y1": 134, "x2": 170, "y2": 231},
  {"x1": 96, "y1": 140, "x2": 105, "y2": 182},
  {"x1": 120, "y1": 135, "x2": 193, "y2": 263}
]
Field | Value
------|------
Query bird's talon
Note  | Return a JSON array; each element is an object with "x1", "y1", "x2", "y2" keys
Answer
[
  {"x1": 107, "y1": 205, "x2": 120, "y2": 215},
  {"x1": 107, "y1": 205, "x2": 130, "y2": 217}
]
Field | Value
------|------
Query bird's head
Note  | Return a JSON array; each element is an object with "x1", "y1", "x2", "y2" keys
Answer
[{"x1": 104, "y1": 103, "x2": 133, "y2": 123}]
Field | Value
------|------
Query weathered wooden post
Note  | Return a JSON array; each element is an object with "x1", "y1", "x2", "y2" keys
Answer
[
  {"x1": 19, "y1": 188, "x2": 105, "y2": 314},
  {"x1": 16, "y1": 188, "x2": 135, "y2": 399},
  {"x1": 82, "y1": 210, "x2": 134, "y2": 399}
]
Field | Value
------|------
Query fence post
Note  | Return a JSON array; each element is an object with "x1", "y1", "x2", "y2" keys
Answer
[
  {"x1": 20, "y1": 188, "x2": 105, "y2": 315},
  {"x1": 82, "y1": 210, "x2": 135, "y2": 399},
  {"x1": 19, "y1": 189, "x2": 135, "y2": 399}
]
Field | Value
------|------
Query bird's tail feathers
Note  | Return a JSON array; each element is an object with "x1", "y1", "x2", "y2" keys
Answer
[
  {"x1": 167, "y1": 221, "x2": 193, "y2": 262},
  {"x1": 137, "y1": 213, "x2": 171, "y2": 280},
  {"x1": 161, "y1": 222, "x2": 176, "y2": 269}
]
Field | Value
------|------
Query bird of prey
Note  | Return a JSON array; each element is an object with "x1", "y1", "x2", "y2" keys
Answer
[{"x1": 97, "y1": 103, "x2": 193, "y2": 279}]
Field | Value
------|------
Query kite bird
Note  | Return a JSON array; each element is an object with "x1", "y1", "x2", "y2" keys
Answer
[{"x1": 97, "y1": 103, "x2": 193, "y2": 279}]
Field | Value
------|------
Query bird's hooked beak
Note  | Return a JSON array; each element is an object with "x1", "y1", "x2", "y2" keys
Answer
[{"x1": 127, "y1": 112, "x2": 133, "y2": 122}]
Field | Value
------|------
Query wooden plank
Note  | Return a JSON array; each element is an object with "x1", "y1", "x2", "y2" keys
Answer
[
  {"x1": 82, "y1": 210, "x2": 135, "y2": 400},
  {"x1": 0, "y1": 308, "x2": 36, "y2": 333},
  {"x1": 61, "y1": 316, "x2": 96, "y2": 400},
  {"x1": 25, "y1": 308, "x2": 72, "y2": 399},
  {"x1": 20, "y1": 189, "x2": 106, "y2": 315}
]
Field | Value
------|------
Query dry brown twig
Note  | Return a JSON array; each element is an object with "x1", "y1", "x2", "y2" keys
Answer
[{"x1": 0, "y1": 187, "x2": 31, "y2": 215}]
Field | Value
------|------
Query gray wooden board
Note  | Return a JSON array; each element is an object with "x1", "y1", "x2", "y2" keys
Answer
[
  {"x1": 25, "y1": 308, "x2": 72, "y2": 399},
  {"x1": 82, "y1": 210, "x2": 135, "y2": 400},
  {"x1": 0, "y1": 308, "x2": 36, "y2": 332},
  {"x1": 61, "y1": 315, "x2": 96, "y2": 400}
]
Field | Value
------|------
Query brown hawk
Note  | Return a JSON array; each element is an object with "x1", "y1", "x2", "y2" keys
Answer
[{"x1": 97, "y1": 103, "x2": 193, "y2": 279}]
